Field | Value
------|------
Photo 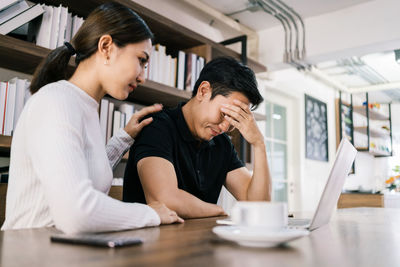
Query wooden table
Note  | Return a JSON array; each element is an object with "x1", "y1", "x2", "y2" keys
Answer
[
  {"x1": 338, "y1": 193, "x2": 384, "y2": 208},
  {"x1": 1, "y1": 208, "x2": 400, "y2": 267}
]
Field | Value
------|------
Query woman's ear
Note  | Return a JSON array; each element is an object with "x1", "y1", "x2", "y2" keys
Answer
[
  {"x1": 98, "y1": 34, "x2": 113, "y2": 63},
  {"x1": 195, "y1": 81, "x2": 211, "y2": 101}
]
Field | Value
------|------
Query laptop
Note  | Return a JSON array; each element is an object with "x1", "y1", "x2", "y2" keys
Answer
[
  {"x1": 217, "y1": 138, "x2": 357, "y2": 231},
  {"x1": 289, "y1": 138, "x2": 357, "y2": 230}
]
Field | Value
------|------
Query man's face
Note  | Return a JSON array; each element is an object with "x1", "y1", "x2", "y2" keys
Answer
[{"x1": 193, "y1": 90, "x2": 250, "y2": 141}]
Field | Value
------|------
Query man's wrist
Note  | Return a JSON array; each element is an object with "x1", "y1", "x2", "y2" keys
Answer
[{"x1": 253, "y1": 139, "x2": 266, "y2": 150}]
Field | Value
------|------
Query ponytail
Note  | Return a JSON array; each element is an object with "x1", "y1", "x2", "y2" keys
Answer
[{"x1": 30, "y1": 44, "x2": 75, "y2": 94}]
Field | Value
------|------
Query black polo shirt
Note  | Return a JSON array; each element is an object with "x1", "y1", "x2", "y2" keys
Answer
[{"x1": 123, "y1": 102, "x2": 244, "y2": 204}]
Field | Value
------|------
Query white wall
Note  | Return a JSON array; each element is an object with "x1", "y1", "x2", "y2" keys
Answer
[{"x1": 258, "y1": 69, "x2": 337, "y2": 212}]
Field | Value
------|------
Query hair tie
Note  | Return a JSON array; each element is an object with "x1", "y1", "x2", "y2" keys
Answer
[{"x1": 64, "y1": 42, "x2": 76, "y2": 56}]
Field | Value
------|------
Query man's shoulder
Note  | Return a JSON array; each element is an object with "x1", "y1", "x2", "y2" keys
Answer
[
  {"x1": 137, "y1": 108, "x2": 178, "y2": 141},
  {"x1": 144, "y1": 108, "x2": 176, "y2": 128}
]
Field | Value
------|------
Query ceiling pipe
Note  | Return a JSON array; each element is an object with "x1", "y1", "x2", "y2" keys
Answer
[
  {"x1": 275, "y1": 0, "x2": 306, "y2": 59},
  {"x1": 264, "y1": 0, "x2": 300, "y2": 60},
  {"x1": 256, "y1": 0, "x2": 309, "y2": 70},
  {"x1": 254, "y1": 0, "x2": 290, "y2": 63}
]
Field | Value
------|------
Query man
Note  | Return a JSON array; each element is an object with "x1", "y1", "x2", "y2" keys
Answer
[{"x1": 123, "y1": 56, "x2": 271, "y2": 218}]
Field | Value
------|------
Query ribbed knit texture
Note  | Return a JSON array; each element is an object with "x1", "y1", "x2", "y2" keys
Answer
[{"x1": 1, "y1": 80, "x2": 160, "y2": 234}]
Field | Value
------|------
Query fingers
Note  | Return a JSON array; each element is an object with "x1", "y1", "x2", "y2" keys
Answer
[
  {"x1": 137, "y1": 117, "x2": 153, "y2": 130},
  {"x1": 221, "y1": 105, "x2": 247, "y2": 121},
  {"x1": 221, "y1": 100, "x2": 252, "y2": 121},
  {"x1": 233, "y1": 99, "x2": 251, "y2": 113},
  {"x1": 135, "y1": 104, "x2": 163, "y2": 120},
  {"x1": 221, "y1": 106, "x2": 247, "y2": 123},
  {"x1": 169, "y1": 211, "x2": 184, "y2": 224},
  {"x1": 224, "y1": 114, "x2": 240, "y2": 130}
]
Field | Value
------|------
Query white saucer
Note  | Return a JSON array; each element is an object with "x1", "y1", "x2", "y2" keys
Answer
[{"x1": 212, "y1": 226, "x2": 309, "y2": 248}]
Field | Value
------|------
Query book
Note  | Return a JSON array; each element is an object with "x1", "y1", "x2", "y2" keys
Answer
[
  {"x1": 0, "y1": 82, "x2": 8, "y2": 135},
  {"x1": 64, "y1": 11, "x2": 72, "y2": 42},
  {"x1": 12, "y1": 77, "x2": 27, "y2": 131},
  {"x1": 119, "y1": 103, "x2": 134, "y2": 125},
  {"x1": 120, "y1": 112, "x2": 126, "y2": 130},
  {"x1": 112, "y1": 110, "x2": 121, "y2": 138},
  {"x1": 190, "y1": 53, "x2": 197, "y2": 91},
  {"x1": 184, "y1": 53, "x2": 193, "y2": 91},
  {"x1": 56, "y1": 5, "x2": 68, "y2": 47},
  {"x1": 71, "y1": 15, "x2": 84, "y2": 39},
  {"x1": 0, "y1": 0, "x2": 28, "y2": 25},
  {"x1": 106, "y1": 102, "x2": 114, "y2": 143},
  {"x1": 176, "y1": 51, "x2": 186, "y2": 90},
  {"x1": 35, "y1": 4, "x2": 53, "y2": 48},
  {"x1": 49, "y1": 5, "x2": 61, "y2": 49},
  {"x1": 0, "y1": 0, "x2": 21, "y2": 12},
  {"x1": 4, "y1": 80, "x2": 16, "y2": 136},
  {"x1": 99, "y1": 98, "x2": 109, "y2": 144},
  {"x1": 170, "y1": 57, "x2": 177, "y2": 88},
  {"x1": 0, "y1": 1, "x2": 44, "y2": 35}
]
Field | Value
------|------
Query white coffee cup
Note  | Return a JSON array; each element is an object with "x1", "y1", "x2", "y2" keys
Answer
[{"x1": 230, "y1": 201, "x2": 288, "y2": 231}]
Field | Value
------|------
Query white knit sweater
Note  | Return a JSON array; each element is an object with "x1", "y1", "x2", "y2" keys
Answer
[{"x1": 1, "y1": 80, "x2": 160, "y2": 234}]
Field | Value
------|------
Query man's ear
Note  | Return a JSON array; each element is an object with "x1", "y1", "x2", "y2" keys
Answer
[
  {"x1": 98, "y1": 34, "x2": 113, "y2": 62},
  {"x1": 195, "y1": 81, "x2": 211, "y2": 101}
]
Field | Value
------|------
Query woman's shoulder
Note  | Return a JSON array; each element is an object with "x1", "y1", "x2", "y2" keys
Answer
[
  {"x1": 24, "y1": 81, "x2": 88, "y2": 123},
  {"x1": 29, "y1": 81, "x2": 75, "y2": 104},
  {"x1": 29, "y1": 80, "x2": 97, "y2": 109}
]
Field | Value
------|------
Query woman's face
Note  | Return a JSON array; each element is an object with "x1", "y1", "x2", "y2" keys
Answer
[{"x1": 102, "y1": 38, "x2": 152, "y2": 100}]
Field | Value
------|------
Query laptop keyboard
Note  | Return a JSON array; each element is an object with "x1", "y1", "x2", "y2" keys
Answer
[{"x1": 288, "y1": 218, "x2": 311, "y2": 227}]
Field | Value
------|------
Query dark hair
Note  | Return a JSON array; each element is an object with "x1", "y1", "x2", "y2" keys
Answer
[
  {"x1": 192, "y1": 57, "x2": 263, "y2": 110},
  {"x1": 30, "y1": 2, "x2": 154, "y2": 94}
]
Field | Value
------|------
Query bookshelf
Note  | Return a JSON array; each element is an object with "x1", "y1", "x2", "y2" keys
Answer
[
  {"x1": 337, "y1": 92, "x2": 393, "y2": 158},
  {"x1": 0, "y1": 135, "x2": 12, "y2": 156},
  {"x1": 336, "y1": 91, "x2": 355, "y2": 173},
  {"x1": 0, "y1": 0, "x2": 267, "y2": 157}
]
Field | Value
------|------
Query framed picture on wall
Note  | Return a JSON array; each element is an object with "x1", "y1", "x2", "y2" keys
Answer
[{"x1": 305, "y1": 94, "x2": 329, "y2": 162}]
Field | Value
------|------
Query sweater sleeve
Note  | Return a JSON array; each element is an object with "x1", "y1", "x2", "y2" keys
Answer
[
  {"x1": 106, "y1": 128, "x2": 134, "y2": 170},
  {"x1": 25, "y1": 94, "x2": 160, "y2": 234}
]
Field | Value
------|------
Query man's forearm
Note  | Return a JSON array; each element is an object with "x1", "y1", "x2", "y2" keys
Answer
[
  {"x1": 247, "y1": 143, "x2": 272, "y2": 201},
  {"x1": 148, "y1": 189, "x2": 224, "y2": 219}
]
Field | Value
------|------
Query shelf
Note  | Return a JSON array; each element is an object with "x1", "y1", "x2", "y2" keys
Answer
[
  {"x1": 369, "y1": 128, "x2": 391, "y2": 138},
  {"x1": 340, "y1": 101, "x2": 351, "y2": 107},
  {"x1": 353, "y1": 106, "x2": 366, "y2": 116},
  {"x1": 0, "y1": 35, "x2": 75, "y2": 74},
  {"x1": 355, "y1": 147, "x2": 369, "y2": 151},
  {"x1": 353, "y1": 105, "x2": 389, "y2": 121},
  {"x1": 368, "y1": 109, "x2": 389, "y2": 121},
  {"x1": 0, "y1": 135, "x2": 12, "y2": 155},
  {"x1": 369, "y1": 150, "x2": 392, "y2": 157},
  {"x1": 354, "y1": 126, "x2": 368, "y2": 135},
  {"x1": 31, "y1": 0, "x2": 267, "y2": 73},
  {"x1": 127, "y1": 80, "x2": 192, "y2": 107}
]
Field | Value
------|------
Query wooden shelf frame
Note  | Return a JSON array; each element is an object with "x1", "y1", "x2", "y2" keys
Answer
[
  {"x1": 0, "y1": 135, "x2": 12, "y2": 151},
  {"x1": 343, "y1": 93, "x2": 393, "y2": 157},
  {"x1": 29, "y1": 0, "x2": 266, "y2": 73},
  {"x1": 0, "y1": 0, "x2": 268, "y2": 158}
]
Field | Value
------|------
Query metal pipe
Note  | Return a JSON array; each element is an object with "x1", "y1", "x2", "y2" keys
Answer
[
  {"x1": 255, "y1": 0, "x2": 290, "y2": 62},
  {"x1": 265, "y1": 0, "x2": 300, "y2": 60},
  {"x1": 259, "y1": 0, "x2": 293, "y2": 60},
  {"x1": 275, "y1": 0, "x2": 306, "y2": 59}
]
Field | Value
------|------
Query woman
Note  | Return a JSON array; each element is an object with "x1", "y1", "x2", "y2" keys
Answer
[{"x1": 1, "y1": 3, "x2": 183, "y2": 234}]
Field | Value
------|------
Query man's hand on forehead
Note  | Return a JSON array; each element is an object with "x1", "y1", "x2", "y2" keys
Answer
[{"x1": 220, "y1": 99, "x2": 264, "y2": 146}]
